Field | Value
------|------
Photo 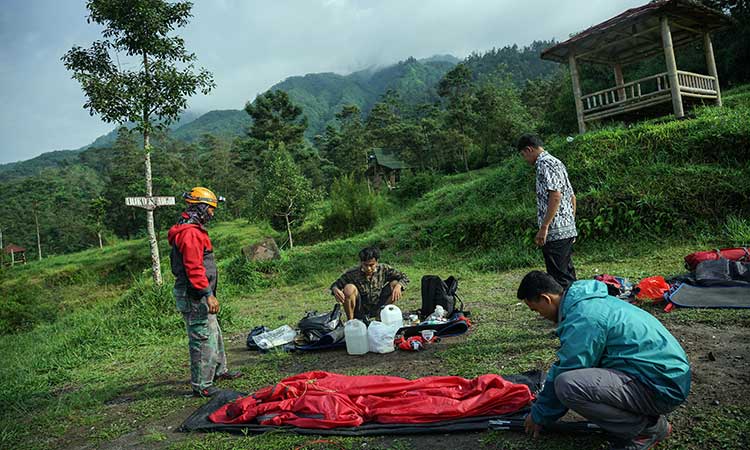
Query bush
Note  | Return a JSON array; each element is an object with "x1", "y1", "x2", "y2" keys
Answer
[
  {"x1": 224, "y1": 255, "x2": 280, "y2": 292},
  {"x1": 390, "y1": 171, "x2": 441, "y2": 201},
  {"x1": 323, "y1": 175, "x2": 387, "y2": 236}
]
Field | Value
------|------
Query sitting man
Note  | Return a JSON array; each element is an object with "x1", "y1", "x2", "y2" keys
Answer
[
  {"x1": 331, "y1": 246, "x2": 409, "y2": 320},
  {"x1": 517, "y1": 271, "x2": 690, "y2": 450}
]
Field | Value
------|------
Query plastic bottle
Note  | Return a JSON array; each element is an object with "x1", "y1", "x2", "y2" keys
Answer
[
  {"x1": 380, "y1": 304, "x2": 404, "y2": 329},
  {"x1": 251, "y1": 324, "x2": 297, "y2": 350},
  {"x1": 426, "y1": 305, "x2": 447, "y2": 322},
  {"x1": 344, "y1": 319, "x2": 368, "y2": 355}
]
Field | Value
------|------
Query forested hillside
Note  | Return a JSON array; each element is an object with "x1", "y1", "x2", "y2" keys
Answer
[{"x1": 1, "y1": 29, "x2": 747, "y2": 260}]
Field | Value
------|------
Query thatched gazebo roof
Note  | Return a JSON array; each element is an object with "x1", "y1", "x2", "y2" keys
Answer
[{"x1": 542, "y1": 0, "x2": 734, "y2": 66}]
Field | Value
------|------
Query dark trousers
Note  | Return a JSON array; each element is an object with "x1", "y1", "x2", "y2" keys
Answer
[
  {"x1": 355, "y1": 285, "x2": 393, "y2": 320},
  {"x1": 542, "y1": 237, "x2": 577, "y2": 289}
]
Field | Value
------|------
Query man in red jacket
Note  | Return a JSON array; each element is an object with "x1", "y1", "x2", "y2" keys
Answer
[{"x1": 168, "y1": 187, "x2": 241, "y2": 397}]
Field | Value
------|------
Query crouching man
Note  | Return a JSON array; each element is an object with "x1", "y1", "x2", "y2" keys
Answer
[
  {"x1": 517, "y1": 271, "x2": 690, "y2": 450},
  {"x1": 331, "y1": 246, "x2": 409, "y2": 321}
]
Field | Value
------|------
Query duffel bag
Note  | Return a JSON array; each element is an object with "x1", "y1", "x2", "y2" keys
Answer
[{"x1": 685, "y1": 247, "x2": 750, "y2": 271}]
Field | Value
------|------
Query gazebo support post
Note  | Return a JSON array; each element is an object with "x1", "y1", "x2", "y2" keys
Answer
[
  {"x1": 614, "y1": 63, "x2": 626, "y2": 101},
  {"x1": 703, "y1": 32, "x2": 722, "y2": 106},
  {"x1": 660, "y1": 16, "x2": 684, "y2": 118},
  {"x1": 568, "y1": 52, "x2": 586, "y2": 133}
]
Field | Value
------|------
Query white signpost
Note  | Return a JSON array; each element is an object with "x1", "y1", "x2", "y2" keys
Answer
[
  {"x1": 125, "y1": 196, "x2": 175, "y2": 211},
  {"x1": 125, "y1": 195, "x2": 176, "y2": 285}
]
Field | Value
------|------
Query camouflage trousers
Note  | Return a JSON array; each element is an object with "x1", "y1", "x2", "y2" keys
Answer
[{"x1": 182, "y1": 296, "x2": 227, "y2": 391}]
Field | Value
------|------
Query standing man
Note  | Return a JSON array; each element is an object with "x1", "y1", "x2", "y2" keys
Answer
[
  {"x1": 168, "y1": 187, "x2": 242, "y2": 397},
  {"x1": 517, "y1": 271, "x2": 690, "y2": 450},
  {"x1": 331, "y1": 246, "x2": 409, "y2": 321},
  {"x1": 518, "y1": 134, "x2": 577, "y2": 289}
]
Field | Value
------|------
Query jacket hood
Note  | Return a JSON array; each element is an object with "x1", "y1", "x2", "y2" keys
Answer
[
  {"x1": 560, "y1": 280, "x2": 609, "y2": 322},
  {"x1": 167, "y1": 222, "x2": 205, "y2": 245}
]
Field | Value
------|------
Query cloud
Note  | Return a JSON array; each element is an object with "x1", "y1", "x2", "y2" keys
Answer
[{"x1": 0, "y1": 0, "x2": 645, "y2": 164}]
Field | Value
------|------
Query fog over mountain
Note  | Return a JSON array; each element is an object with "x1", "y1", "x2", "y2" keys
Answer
[{"x1": 0, "y1": 0, "x2": 644, "y2": 164}]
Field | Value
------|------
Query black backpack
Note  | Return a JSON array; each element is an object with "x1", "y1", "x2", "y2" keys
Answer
[
  {"x1": 420, "y1": 275, "x2": 464, "y2": 319},
  {"x1": 297, "y1": 303, "x2": 343, "y2": 344}
]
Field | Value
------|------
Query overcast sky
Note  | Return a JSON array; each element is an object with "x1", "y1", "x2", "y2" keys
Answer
[{"x1": 0, "y1": 0, "x2": 645, "y2": 164}]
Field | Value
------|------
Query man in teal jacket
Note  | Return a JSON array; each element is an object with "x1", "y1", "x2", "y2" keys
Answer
[{"x1": 517, "y1": 271, "x2": 690, "y2": 450}]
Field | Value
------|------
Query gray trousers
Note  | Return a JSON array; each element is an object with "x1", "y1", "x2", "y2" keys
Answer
[{"x1": 555, "y1": 368, "x2": 677, "y2": 439}]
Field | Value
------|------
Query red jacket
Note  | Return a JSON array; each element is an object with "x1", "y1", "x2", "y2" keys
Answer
[{"x1": 168, "y1": 221, "x2": 217, "y2": 297}]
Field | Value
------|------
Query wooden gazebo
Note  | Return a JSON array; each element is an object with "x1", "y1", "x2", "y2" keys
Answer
[
  {"x1": 3, "y1": 244, "x2": 27, "y2": 267},
  {"x1": 366, "y1": 148, "x2": 410, "y2": 190},
  {"x1": 541, "y1": 0, "x2": 735, "y2": 133}
]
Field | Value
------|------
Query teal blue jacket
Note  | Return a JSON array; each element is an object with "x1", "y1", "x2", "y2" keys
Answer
[{"x1": 531, "y1": 280, "x2": 691, "y2": 425}]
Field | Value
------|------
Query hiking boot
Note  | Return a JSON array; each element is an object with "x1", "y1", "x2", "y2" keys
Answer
[
  {"x1": 192, "y1": 386, "x2": 221, "y2": 398},
  {"x1": 609, "y1": 416, "x2": 671, "y2": 450},
  {"x1": 214, "y1": 369, "x2": 243, "y2": 382}
]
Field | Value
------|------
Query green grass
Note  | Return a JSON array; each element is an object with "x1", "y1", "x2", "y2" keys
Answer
[{"x1": 1, "y1": 96, "x2": 750, "y2": 449}]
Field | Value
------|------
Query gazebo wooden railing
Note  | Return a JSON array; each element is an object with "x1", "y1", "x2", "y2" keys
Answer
[{"x1": 581, "y1": 70, "x2": 719, "y2": 121}]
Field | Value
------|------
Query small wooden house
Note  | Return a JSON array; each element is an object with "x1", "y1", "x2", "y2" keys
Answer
[
  {"x1": 366, "y1": 148, "x2": 410, "y2": 190},
  {"x1": 541, "y1": 0, "x2": 735, "y2": 133},
  {"x1": 3, "y1": 244, "x2": 27, "y2": 267}
]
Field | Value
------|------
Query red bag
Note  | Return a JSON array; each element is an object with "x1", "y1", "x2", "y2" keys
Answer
[
  {"x1": 636, "y1": 276, "x2": 670, "y2": 301},
  {"x1": 684, "y1": 247, "x2": 750, "y2": 271}
]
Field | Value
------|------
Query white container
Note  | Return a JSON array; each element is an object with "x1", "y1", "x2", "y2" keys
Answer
[
  {"x1": 367, "y1": 321, "x2": 396, "y2": 354},
  {"x1": 344, "y1": 319, "x2": 368, "y2": 355},
  {"x1": 380, "y1": 304, "x2": 404, "y2": 329}
]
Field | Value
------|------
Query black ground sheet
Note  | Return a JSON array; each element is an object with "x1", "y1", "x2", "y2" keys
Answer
[{"x1": 179, "y1": 371, "x2": 597, "y2": 436}]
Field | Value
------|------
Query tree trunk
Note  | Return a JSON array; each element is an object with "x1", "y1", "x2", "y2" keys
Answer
[
  {"x1": 143, "y1": 51, "x2": 163, "y2": 285},
  {"x1": 34, "y1": 209, "x2": 42, "y2": 261},
  {"x1": 285, "y1": 213, "x2": 293, "y2": 249},
  {"x1": 98, "y1": 230, "x2": 103, "y2": 249},
  {"x1": 144, "y1": 131, "x2": 163, "y2": 285}
]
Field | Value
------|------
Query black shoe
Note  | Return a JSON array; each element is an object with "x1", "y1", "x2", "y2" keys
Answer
[
  {"x1": 192, "y1": 386, "x2": 221, "y2": 398},
  {"x1": 214, "y1": 370, "x2": 243, "y2": 382},
  {"x1": 609, "y1": 416, "x2": 671, "y2": 450}
]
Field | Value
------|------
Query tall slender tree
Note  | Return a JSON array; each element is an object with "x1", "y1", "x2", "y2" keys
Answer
[{"x1": 63, "y1": 0, "x2": 214, "y2": 285}]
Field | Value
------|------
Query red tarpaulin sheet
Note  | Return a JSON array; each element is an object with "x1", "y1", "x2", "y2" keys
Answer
[{"x1": 209, "y1": 371, "x2": 534, "y2": 429}]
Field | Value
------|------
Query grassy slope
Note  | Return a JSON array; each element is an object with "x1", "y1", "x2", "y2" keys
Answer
[{"x1": 2, "y1": 89, "x2": 750, "y2": 449}]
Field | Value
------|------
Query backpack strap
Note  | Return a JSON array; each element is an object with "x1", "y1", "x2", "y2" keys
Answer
[{"x1": 454, "y1": 292, "x2": 464, "y2": 312}]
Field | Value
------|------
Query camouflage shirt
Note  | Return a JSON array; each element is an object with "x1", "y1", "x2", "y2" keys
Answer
[{"x1": 330, "y1": 264, "x2": 410, "y2": 303}]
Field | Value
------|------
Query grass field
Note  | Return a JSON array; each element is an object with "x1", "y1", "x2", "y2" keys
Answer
[
  {"x1": 1, "y1": 220, "x2": 748, "y2": 450},
  {"x1": 2, "y1": 92, "x2": 750, "y2": 449}
]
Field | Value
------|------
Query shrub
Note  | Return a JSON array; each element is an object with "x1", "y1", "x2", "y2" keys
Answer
[
  {"x1": 391, "y1": 171, "x2": 441, "y2": 201},
  {"x1": 224, "y1": 255, "x2": 280, "y2": 292},
  {"x1": 323, "y1": 175, "x2": 387, "y2": 236}
]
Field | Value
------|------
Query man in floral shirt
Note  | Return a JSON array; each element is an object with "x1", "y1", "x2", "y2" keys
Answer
[
  {"x1": 331, "y1": 247, "x2": 410, "y2": 320},
  {"x1": 518, "y1": 134, "x2": 578, "y2": 288}
]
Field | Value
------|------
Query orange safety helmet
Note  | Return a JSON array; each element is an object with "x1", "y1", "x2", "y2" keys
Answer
[{"x1": 182, "y1": 187, "x2": 225, "y2": 208}]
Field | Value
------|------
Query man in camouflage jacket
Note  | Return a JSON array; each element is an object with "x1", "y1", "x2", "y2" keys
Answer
[{"x1": 330, "y1": 246, "x2": 410, "y2": 320}]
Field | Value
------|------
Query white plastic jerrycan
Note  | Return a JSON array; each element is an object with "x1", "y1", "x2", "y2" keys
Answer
[
  {"x1": 380, "y1": 304, "x2": 404, "y2": 330},
  {"x1": 344, "y1": 319, "x2": 368, "y2": 355}
]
